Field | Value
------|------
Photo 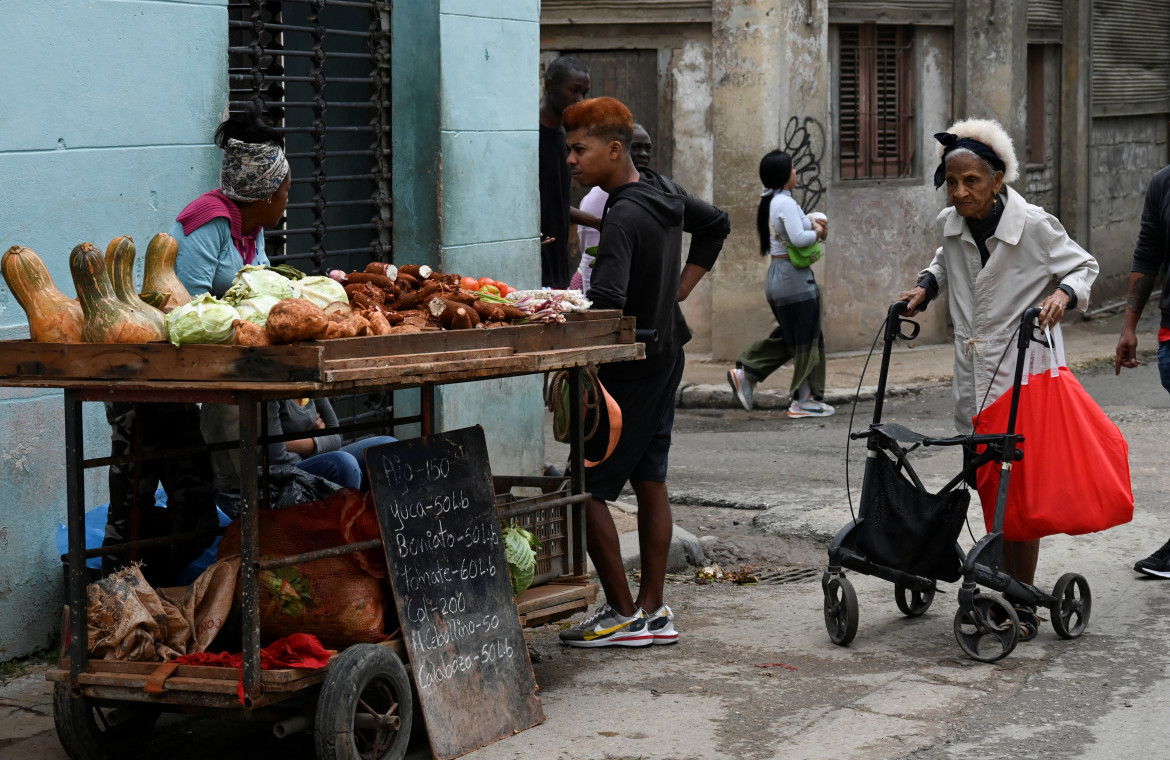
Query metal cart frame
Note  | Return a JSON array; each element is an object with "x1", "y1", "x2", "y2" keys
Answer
[{"x1": 0, "y1": 312, "x2": 640, "y2": 758}]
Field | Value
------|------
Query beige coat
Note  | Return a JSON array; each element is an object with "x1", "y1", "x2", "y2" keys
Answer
[{"x1": 920, "y1": 186, "x2": 1099, "y2": 433}]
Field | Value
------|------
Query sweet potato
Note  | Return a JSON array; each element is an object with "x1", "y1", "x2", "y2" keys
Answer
[
  {"x1": 364, "y1": 262, "x2": 398, "y2": 280},
  {"x1": 324, "y1": 314, "x2": 370, "y2": 339},
  {"x1": 233, "y1": 319, "x2": 270, "y2": 346},
  {"x1": 398, "y1": 264, "x2": 432, "y2": 281},
  {"x1": 265, "y1": 298, "x2": 330, "y2": 344},
  {"x1": 345, "y1": 272, "x2": 398, "y2": 292},
  {"x1": 429, "y1": 297, "x2": 481, "y2": 329},
  {"x1": 367, "y1": 311, "x2": 393, "y2": 336},
  {"x1": 389, "y1": 280, "x2": 441, "y2": 311}
]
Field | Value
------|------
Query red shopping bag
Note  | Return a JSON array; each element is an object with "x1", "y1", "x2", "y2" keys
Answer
[{"x1": 974, "y1": 326, "x2": 1133, "y2": 541}]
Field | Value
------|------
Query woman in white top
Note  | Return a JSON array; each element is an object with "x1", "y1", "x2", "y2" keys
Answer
[{"x1": 727, "y1": 150, "x2": 831, "y2": 417}]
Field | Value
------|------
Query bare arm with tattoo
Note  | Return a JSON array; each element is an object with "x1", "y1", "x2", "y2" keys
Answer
[{"x1": 1115, "y1": 271, "x2": 1156, "y2": 374}]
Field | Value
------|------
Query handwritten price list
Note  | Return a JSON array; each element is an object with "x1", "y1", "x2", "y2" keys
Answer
[{"x1": 365, "y1": 426, "x2": 543, "y2": 759}]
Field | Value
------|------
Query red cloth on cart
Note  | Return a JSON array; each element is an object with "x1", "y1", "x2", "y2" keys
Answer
[{"x1": 173, "y1": 633, "x2": 334, "y2": 703}]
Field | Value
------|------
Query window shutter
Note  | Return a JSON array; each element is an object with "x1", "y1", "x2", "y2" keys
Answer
[
  {"x1": 838, "y1": 26, "x2": 861, "y2": 178},
  {"x1": 1092, "y1": 0, "x2": 1170, "y2": 116}
]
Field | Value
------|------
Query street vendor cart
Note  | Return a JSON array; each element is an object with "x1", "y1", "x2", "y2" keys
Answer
[{"x1": 0, "y1": 311, "x2": 641, "y2": 760}]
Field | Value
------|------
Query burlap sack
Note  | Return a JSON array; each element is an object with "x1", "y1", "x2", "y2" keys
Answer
[{"x1": 86, "y1": 557, "x2": 240, "y2": 662}]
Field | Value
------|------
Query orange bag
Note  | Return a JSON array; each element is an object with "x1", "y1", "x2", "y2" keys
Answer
[
  {"x1": 218, "y1": 489, "x2": 395, "y2": 648},
  {"x1": 974, "y1": 327, "x2": 1134, "y2": 541}
]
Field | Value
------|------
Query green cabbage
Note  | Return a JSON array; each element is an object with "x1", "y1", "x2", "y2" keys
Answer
[
  {"x1": 293, "y1": 275, "x2": 349, "y2": 309},
  {"x1": 235, "y1": 294, "x2": 281, "y2": 327},
  {"x1": 223, "y1": 265, "x2": 295, "y2": 305},
  {"x1": 164, "y1": 293, "x2": 240, "y2": 346},
  {"x1": 503, "y1": 525, "x2": 540, "y2": 596}
]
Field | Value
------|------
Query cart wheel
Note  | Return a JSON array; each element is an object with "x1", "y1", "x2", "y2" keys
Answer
[
  {"x1": 953, "y1": 594, "x2": 1018, "y2": 663},
  {"x1": 315, "y1": 644, "x2": 413, "y2": 760},
  {"x1": 1049, "y1": 573, "x2": 1092, "y2": 639},
  {"x1": 823, "y1": 575, "x2": 859, "y2": 646},
  {"x1": 52, "y1": 682, "x2": 159, "y2": 760},
  {"x1": 894, "y1": 581, "x2": 935, "y2": 617}
]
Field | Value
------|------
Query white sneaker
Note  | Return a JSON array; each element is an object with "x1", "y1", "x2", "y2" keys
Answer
[
  {"x1": 643, "y1": 605, "x2": 678, "y2": 645},
  {"x1": 788, "y1": 399, "x2": 835, "y2": 418},
  {"x1": 727, "y1": 368, "x2": 755, "y2": 411},
  {"x1": 559, "y1": 604, "x2": 652, "y2": 648}
]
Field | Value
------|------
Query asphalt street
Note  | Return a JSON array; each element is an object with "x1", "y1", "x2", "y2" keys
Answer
[{"x1": 4, "y1": 352, "x2": 1170, "y2": 759}]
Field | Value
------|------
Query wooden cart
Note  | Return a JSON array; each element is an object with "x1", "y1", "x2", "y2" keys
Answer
[{"x1": 0, "y1": 311, "x2": 641, "y2": 760}]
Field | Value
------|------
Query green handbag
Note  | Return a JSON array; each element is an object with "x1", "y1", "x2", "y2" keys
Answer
[{"x1": 786, "y1": 241, "x2": 822, "y2": 269}]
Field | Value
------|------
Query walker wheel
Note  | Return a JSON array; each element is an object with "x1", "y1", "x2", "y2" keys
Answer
[
  {"x1": 953, "y1": 594, "x2": 1018, "y2": 663},
  {"x1": 894, "y1": 581, "x2": 935, "y2": 617},
  {"x1": 1049, "y1": 573, "x2": 1091, "y2": 639},
  {"x1": 823, "y1": 573, "x2": 859, "y2": 646}
]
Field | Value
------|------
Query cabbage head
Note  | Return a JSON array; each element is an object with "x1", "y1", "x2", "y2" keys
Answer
[
  {"x1": 293, "y1": 275, "x2": 349, "y2": 309},
  {"x1": 164, "y1": 293, "x2": 240, "y2": 346},
  {"x1": 503, "y1": 525, "x2": 540, "y2": 596},
  {"x1": 223, "y1": 265, "x2": 295, "y2": 305},
  {"x1": 235, "y1": 294, "x2": 281, "y2": 327}
]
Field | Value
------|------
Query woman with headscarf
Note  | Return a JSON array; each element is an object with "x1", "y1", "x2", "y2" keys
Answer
[
  {"x1": 100, "y1": 108, "x2": 290, "y2": 578},
  {"x1": 726, "y1": 150, "x2": 832, "y2": 417},
  {"x1": 898, "y1": 118, "x2": 1098, "y2": 641},
  {"x1": 172, "y1": 109, "x2": 291, "y2": 297}
]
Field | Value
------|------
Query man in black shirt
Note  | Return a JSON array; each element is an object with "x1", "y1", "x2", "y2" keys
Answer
[
  {"x1": 539, "y1": 56, "x2": 597, "y2": 288},
  {"x1": 557, "y1": 96, "x2": 730, "y2": 648},
  {"x1": 1116, "y1": 161, "x2": 1170, "y2": 577}
]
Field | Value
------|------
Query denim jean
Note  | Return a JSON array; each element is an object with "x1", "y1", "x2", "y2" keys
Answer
[
  {"x1": 296, "y1": 436, "x2": 397, "y2": 491},
  {"x1": 1159, "y1": 341, "x2": 1170, "y2": 396}
]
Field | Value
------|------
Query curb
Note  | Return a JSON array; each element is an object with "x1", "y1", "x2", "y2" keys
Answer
[{"x1": 675, "y1": 381, "x2": 919, "y2": 410}]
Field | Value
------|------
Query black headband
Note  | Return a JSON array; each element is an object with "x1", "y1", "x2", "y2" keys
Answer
[{"x1": 933, "y1": 132, "x2": 1006, "y2": 189}]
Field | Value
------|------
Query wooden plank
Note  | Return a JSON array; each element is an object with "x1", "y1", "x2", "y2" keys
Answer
[
  {"x1": 322, "y1": 346, "x2": 516, "y2": 375},
  {"x1": 0, "y1": 341, "x2": 324, "y2": 383},
  {"x1": 514, "y1": 582, "x2": 597, "y2": 615},
  {"x1": 324, "y1": 344, "x2": 643, "y2": 390},
  {"x1": 520, "y1": 598, "x2": 593, "y2": 628},
  {"x1": 56, "y1": 657, "x2": 328, "y2": 684},
  {"x1": 317, "y1": 311, "x2": 629, "y2": 361}
]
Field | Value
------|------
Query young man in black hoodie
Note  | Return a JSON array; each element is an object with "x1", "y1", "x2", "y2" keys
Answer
[{"x1": 558, "y1": 97, "x2": 730, "y2": 647}]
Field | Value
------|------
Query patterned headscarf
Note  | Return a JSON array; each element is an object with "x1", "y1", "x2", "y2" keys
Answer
[{"x1": 220, "y1": 138, "x2": 289, "y2": 202}]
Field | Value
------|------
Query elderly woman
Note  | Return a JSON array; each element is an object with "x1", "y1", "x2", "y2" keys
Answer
[
  {"x1": 898, "y1": 118, "x2": 1098, "y2": 641},
  {"x1": 172, "y1": 109, "x2": 291, "y2": 297}
]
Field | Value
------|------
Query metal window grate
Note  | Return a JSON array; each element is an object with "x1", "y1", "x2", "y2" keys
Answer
[
  {"x1": 228, "y1": 0, "x2": 395, "y2": 432},
  {"x1": 227, "y1": 0, "x2": 392, "y2": 275}
]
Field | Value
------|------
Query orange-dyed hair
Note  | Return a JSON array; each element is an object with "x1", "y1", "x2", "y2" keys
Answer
[{"x1": 562, "y1": 97, "x2": 634, "y2": 149}]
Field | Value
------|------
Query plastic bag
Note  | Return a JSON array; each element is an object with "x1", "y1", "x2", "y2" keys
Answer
[{"x1": 974, "y1": 326, "x2": 1134, "y2": 541}]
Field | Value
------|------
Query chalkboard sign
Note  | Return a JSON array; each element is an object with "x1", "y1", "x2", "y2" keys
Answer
[{"x1": 365, "y1": 426, "x2": 545, "y2": 759}]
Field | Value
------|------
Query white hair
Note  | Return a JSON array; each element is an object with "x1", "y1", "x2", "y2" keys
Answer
[{"x1": 936, "y1": 118, "x2": 1019, "y2": 184}]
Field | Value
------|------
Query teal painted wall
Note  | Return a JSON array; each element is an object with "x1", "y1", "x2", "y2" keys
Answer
[
  {"x1": 0, "y1": 0, "x2": 543, "y2": 658},
  {"x1": 0, "y1": 0, "x2": 227, "y2": 658},
  {"x1": 394, "y1": 1, "x2": 545, "y2": 476}
]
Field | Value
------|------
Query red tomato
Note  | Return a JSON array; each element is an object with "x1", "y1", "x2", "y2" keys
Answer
[
  {"x1": 494, "y1": 280, "x2": 510, "y2": 292},
  {"x1": 499, "y1": 285, "x2": 516, "y2": 297},
  {"x1": 459, "y1": 276, "x2": 479, "y2": 291},
  {"x1": 477, "y1": 277, "x2": 497, "y2": 290},
  {"x1": 478, "y1": 285, "x2": 501, "y2": 297}
]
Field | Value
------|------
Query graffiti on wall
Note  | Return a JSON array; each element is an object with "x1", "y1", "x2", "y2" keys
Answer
[{"x1": 783, "y1": 116, "x2": 825, "y2": 212}]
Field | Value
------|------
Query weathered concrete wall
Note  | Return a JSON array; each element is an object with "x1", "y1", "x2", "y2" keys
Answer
[
  {"x1": 708, "y1": 0, "x2": 795, "y2": 363},
  {"x1": 824, "y1": 25, "x2": 955, "y2": 349},
  {"x1": 0, "y1": 0, "x2": 228, "y2": 658},
  {"x1": 394, "y1": 0, "x2": 546, "y2": 476},
  {"x1": 1090, "y1": 115, "x2": 1170, "y2": 304}
]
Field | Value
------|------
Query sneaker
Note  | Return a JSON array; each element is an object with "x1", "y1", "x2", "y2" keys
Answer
[
  {"x1": 727, "y1": 368, "x2": 755, "y2": 412},
  {"x1": 644, "y1": 605, "x2": 678, "y2": 645},
  {"x1": 559, "y1": 604, "x2": 653, "y2": 648},
  {"x1": 787, "y1": 398, "x2": 835, "y2": 418},
  {"x1": 1134, "y1": 540, "x2": 1170, "y2": 578}
]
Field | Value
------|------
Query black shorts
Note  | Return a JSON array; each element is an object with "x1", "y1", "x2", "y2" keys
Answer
[{"x1": 584, "y1": 351, "x2": 685, "y2": 501}]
